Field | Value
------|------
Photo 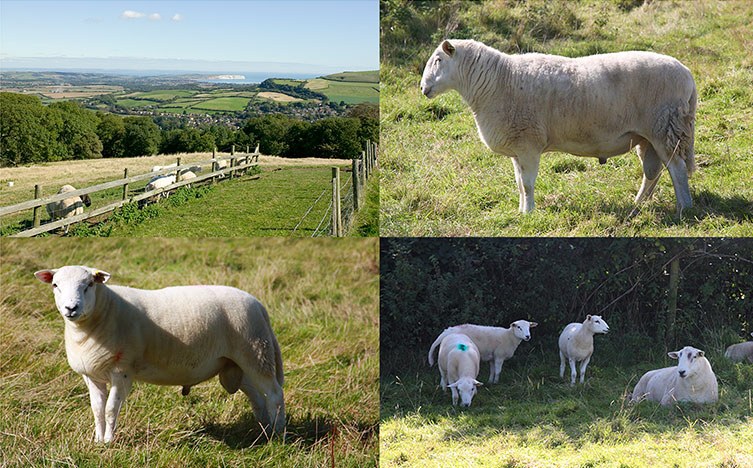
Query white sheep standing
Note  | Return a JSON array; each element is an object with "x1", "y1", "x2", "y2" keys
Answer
[
  {"x1": 428, "y1": 320, "x2": 538, "y2": 383},
  {"x1": 34, "y1": 265, "x2": 284, "y2": 443},
  {"x1": 630, "y1": 345, "x2": 718, "y2": 406},
  {"x1": 724, "y1": 332, "x2": 753, "y2": 363},
  {"x1": 436, "y1": 332, "x2": 483, "y2": 407},
  {"x1": 558, "y1": 315, "x2": 610, "y2": 386},
  {"x1": 45, "y1": 185, "x2": 92, "y2": 234},
  {"x1": 420, "y1": 39, "x2": 696, "y2": 213}
]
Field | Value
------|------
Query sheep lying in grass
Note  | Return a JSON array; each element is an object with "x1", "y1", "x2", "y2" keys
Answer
[
  {"x1": 45, "y1": 185, "x2": 92, "y2": 234},
  {"x1": 725, "y1": 332, "x2": 753, "y2": 363},
  {"x1": 630, "y1": 346, "x2": 718, "y2": 406},
  {"x1": 558, "y1": 315, "x2": 610, "y2": 386},
  {"x1": 436, "y1": 333, "x2": 482, "y2": 407},
  {"x1": 429, "y1": 320, "x2": 538, "y2": 383},
  {"x1": 420, "y1": 39, "x2": 697, "y2": 213},
  {"x1": 34, "y1": 265, "x2": 284, "y2": 443}
]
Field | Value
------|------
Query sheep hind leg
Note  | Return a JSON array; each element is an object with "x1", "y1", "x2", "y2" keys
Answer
[
  {"x1": 559, "y1": 351, "x2": 566, "y2": 379},
  {"x1": 665, "y1": 154, "x2": 693, "y2": 212},
  {"x1": 634, "y1": 143, "x2": 663, "y2": 204}
]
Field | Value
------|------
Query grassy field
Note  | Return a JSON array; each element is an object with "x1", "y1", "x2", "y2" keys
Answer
[
  {"x1": 88, "y1": 165, "x2": 351, "y2": 237},
  {"x1": 191, "y1": 96, "x2": 252, "y2": 111},
  {"x1": 0, "y1": 153, "x2": 353, "y2": 236},
  {"x1": 306, "y1": 71, "x2": 380, "y2": 105},
  {"x1": 381, "y1": 346, "x2": 753, "y2": 468},
  {"x1": 349, "y1": 170, "x2": 380, "y2": 237},
  {"x1": 380, "y1": 0, "x2": 753, "y2": 236},
  {"x1": 1, "y1": 238, "x2": 378, "y2": 468}
]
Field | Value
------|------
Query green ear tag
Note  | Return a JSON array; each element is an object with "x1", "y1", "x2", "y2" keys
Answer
[{"x1": 458, "y1": 344, "x2": 467, "y2": 351}]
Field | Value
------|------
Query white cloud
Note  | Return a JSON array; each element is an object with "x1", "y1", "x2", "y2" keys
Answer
[
  {"x1": 120, "y1": 10, "x2": 145, "y2": 19},
  {"x1": 171, "y1": 13, "x2": 184, "y2": 21},
  {"x1": 148, "y1": 13, "x2": 162, "y2": 20}
]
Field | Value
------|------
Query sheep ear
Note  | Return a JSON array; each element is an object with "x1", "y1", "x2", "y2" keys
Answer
[
  {"x1": 668, "y1": 351, "x2": 679, "y2": 360},
  {"x1": 90, "y1": 269, "x2": 111, "y2": 284},
  {"x1": 447, "y1": 381, "x2": 458, "y2": 388},
  {"x1": 474, "y1": 380, "x2": 483, "y2": 387},
  {"x1": 34, "y1": 269, "x2": 57, "y2": 284},
  {"x1": 530, "y1": 322, "x2": 538, "y2": 328},
  {"x1": 697, "y1": 350, "x2": 705, "y2": 358},
  {"x1": 586, "y1": 315, "x2": 592, "y2": 321},
  {"x1": 441, "y1": 40, "x2": 455, "y2": 57}
]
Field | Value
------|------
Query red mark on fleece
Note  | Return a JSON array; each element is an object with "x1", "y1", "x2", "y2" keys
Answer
[{"x1": 114, "y1": 350, "x2": 123, "y2": 363}]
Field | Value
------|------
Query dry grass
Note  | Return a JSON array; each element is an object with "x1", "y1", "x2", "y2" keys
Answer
[
  {"x1": 257, "y1": 91, "x2": 304, "y2": 102},
  {"x1": 0, "y1": 152, "x2": 351, "y2": 207},
  {"x1": 0, "y1": 238, "x2": 379, "y2": 467}
]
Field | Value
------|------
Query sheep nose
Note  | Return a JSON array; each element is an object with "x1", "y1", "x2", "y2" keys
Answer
[
  {"x1": 525, "y1": 335, "x2": 530, "y2": 341},
  {"x1": 678, "y1": 370, "x2": 686, "y2": 378},
  {"x1": 65, "y1": 304, "x2": 78, "y2": 313}
]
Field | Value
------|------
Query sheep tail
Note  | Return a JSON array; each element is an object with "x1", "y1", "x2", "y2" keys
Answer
[{"x1": 428, "y1": 328, "x2": 450, "y2": 366}]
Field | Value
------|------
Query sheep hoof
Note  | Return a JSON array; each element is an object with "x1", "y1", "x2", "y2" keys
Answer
[
  {"x1": 598, "y1": 158, "x2": 607, "y2": 164},
  {"x1": 182, "y1": 386, "x2": 191, "y2": 396}
]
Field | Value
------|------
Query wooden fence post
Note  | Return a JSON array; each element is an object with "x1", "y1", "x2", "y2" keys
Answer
[
  {"x1": 212, "y1": 161, "x2": 218, "y2": 184},
  {"x1": 331, "y1": 167, "x2": 341, "y2": 237},
  {"x1": 231, "y1": 144, "x2": 235, "y2": 156},
  {"x1": 213, "y1": 147, "x2": 216, "y2": 158},
  {"x1": 361, "y1": 151, "x2": 367, "y2": 180},
  {"x1": 32, "y1": 184, "x2": 41, "y2": 228},
  {"x1": 122, "y1": 168, "x2": 129, "y2": 200},
  {"x1": 230, "y1": 157, "x2": 236, "y2": 179},
  {"x1": 352, "y1": 159, "x2": 360, "y2": 212}
]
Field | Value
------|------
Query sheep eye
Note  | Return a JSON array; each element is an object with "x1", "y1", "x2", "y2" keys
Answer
[{"x1": 52, "y1": 283, "x2": 57, "y2": 289}]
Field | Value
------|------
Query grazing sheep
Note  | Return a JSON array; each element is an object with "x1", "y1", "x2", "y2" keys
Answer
[
  {"x1": 724, "y1": 332, "x2": 753, "y2": 363},
  {"x1": 150, "y1": 163, "x2": 178, "y2": 175},
  {"x1": 177, "y1": 170, "x2": 197, "y2": 186},
  {"x1": 436, "y1": 333, "x2": 482, "y2": 407},
  {"x1": 428, "y1": 320, "x2": 538, "y2": 383},
  {"x1": 144, "y1": 174, "x2": 176, "y2": 202},
  {"x1": 420, "y1": 39, "x2": 697, "y2": 213},
  {"x1": 630, "y1": 346, "x2": 718, "y2": 406},
  {"x1": 34, "y1": 265, "x2": 284, "y2": 443},
  {"x1": 46, "y1": 185, "x2": 92, "y2": 234},
  {"x1": 558, "y1": 315, "x2": 610, "y2": 386}
]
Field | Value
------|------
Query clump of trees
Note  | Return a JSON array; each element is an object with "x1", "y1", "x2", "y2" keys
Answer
[{"x1": 0, "y1": 92, "x2": 378, "y2": 166}]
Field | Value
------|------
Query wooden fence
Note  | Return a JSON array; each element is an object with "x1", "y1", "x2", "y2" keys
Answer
[
  {"x1": 329, "y1": 140, "x2": 379, "y2": 237},
  {"x1": 1, "y1": 145, "x2": 259, "y2": 237}
]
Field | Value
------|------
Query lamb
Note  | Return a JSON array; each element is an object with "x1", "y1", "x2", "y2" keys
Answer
[
  {"x1": 34, "y1": 265, "x2": 284, "y2": 443},
  {"x1": 420, "y1": 39, "x2": 697, "y2": 213},
  {"x1": 724, "y1": 332, "x2": 753, "y2": 363},
  {"x1": 436, "y1": 333, "x2": 483, "y2": 407},
  {"x1": 630, "y1": 346, "x2": 718, "y2": 406},
  {"x1": 428, "y1": 320, "x2": 538, "y2": 384},
  {"x1": 558, "y1": 315, "x2": 610, "y2": 386},
  {"x1": 45, "y1": 185, "x2": 92, "y2": 234}
]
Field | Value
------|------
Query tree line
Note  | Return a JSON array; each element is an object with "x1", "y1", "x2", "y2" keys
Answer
[
  {"x1": 0, "y1": 92, "x2": 378, "y2": 166},
  {"x1": 381, "y1": 238, "x2": 753, "y2": 364}
]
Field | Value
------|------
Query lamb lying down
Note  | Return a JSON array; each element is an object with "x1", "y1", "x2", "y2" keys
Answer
[
  {"x1": 724, "y1": 332, "x2": 753, "y2": 363},
  {"x1": 436, "y1": 333, "x2": 483, "y2": 407},
  {"x1": 630, "y1": 346, "x2": 718, "y2": 406},
  {"x1": 35, "y1": 265, "x2": 284, "y2": 442}
]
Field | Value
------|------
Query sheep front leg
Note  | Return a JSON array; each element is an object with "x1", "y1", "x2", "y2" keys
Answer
[
  {"x1": 450, "y1": 386, "x2": 459, "y2": 406},
  {"x1": 512, "y1": 153, "x2": 540, "y2": 213},
  {"x1": 104, "y1": 372, "x2": 133, "y2": 443},
  {"x1": 579, "y1": 355, "x2": 591, "y2": 384},
  {"x1": 83, "y1": 375, "x2": 107, "y2": 442}
]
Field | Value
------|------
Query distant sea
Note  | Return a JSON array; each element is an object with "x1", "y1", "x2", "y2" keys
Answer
[{"x1": 1, "y1": 67, "x2": 324, "y2": 84}]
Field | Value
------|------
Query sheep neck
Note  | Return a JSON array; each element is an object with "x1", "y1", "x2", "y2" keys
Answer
[
  {"x1": 572, "y1": 322, "x2": 594, "y2": 349},
  {"x1": 454, "y1": 42, "x2": 513, "y2": 119}
]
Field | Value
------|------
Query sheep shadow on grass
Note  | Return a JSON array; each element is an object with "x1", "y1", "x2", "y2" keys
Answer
[{"x1": 202, "y1": 413, "x2": 376, "y2": 449}]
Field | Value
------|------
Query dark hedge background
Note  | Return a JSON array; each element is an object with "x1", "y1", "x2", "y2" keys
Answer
[{"x1": 380, "y1": 238, "x2": 752, "y2": 371}]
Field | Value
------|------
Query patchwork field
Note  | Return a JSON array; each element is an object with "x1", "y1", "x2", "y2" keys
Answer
[{"x1": 306, "y1": 78, "x2": 379, "y2": 105}]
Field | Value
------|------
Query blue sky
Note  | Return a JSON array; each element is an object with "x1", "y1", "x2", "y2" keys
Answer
[{"x1": 0, "y1": 0, "x2": 378, "y2": 73}]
